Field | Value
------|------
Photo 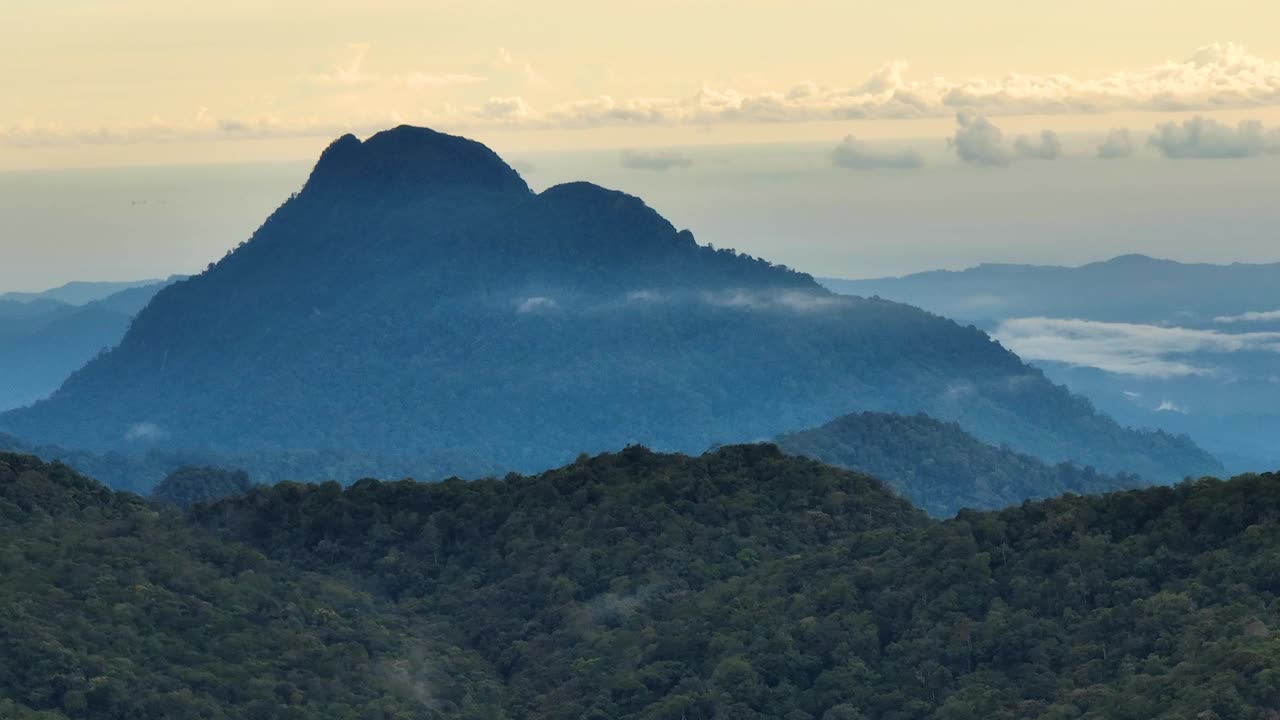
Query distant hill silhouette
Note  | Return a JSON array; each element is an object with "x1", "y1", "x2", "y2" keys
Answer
[
  {"x1": 777, "y1": 411, "x2": 1146, "y2": 517},
  {"x1": 0, "y1": 126, "x2": 1220, "y2": 486},
  {"x1": 0, "y1": 279, "x2": 177, "y2": 411}
]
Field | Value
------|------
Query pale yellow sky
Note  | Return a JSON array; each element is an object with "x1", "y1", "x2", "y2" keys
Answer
[{"x1": 5, "y1": 0, "x2": 1280, "y2": 169}]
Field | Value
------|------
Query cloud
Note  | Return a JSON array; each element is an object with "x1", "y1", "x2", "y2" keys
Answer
[
  {"x1": 516, "y1": 296, "x2": 558, "y2": 314},
  {"x1": 620, "y1": 149, "x2": 693, "y2": 171},
  {"x1": 1156, "y1": 399, "x2": 1189, "y2": 414},
  {"x1": 1014, "y1": 130, "x2": 1062, "y2": 160},
  {"x1": 1096, "y1": 128, "x2": 1135, "y2": 159},
  {"x1": 12, "y1": 43, "x2": 1280, "y2": 147},
  {"x1": 993, "y1": 316, "x2": 1280, "y2": 378},
  {"x1": 125, "y1": 421, "x2": 165, "y2": 441},
  {"x1": 702, "y1": 290, "x2": 843, "y2": 313},
  {"x1": 830, "y1": 135, "x2": 924, "y2": 169},
  {"x1": 1214, "y1": 309, "x2": 1280, "y2": 323},
  {"x1": 950, "y1": 113, "x2": 1013, "y2": 167},
  {"x1": 1148, "y1": 115, "x2": 1280, "y2": 158}
]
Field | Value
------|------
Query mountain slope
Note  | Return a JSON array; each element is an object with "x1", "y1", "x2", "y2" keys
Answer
[
  {"x1": 0, "y1": 126, "x2": 1219, "y2": 484},
  {"x1": 777, "y1": 411, "x2": 1146, "y2": 516}
]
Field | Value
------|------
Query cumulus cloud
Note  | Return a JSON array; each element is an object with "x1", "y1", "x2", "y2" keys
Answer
[
  {"x1": 516, "y1": 296, "x2": 558, "y2": 314},
  {"x1": 1148, "y1": 115, "x2": 1280, "y2": 158},
  {"x1": 829, "y1": 135, "x2": 924, "y2": 169},
  {"x1": 1014, "y1": 129, "x2": 1063, "y2": 159},
  {"x1": 1214, "y1": 309, "x2": 1280, "y2": 323},
  {"x1": 12, "y1": 43, "x2": 1280, "y2": 147},
  {"x1": 1096, "y1": 128, "x2": 1135, "y2": 159},
  {"x1": 950, "y1": 113, "x2": 1013, "y2": 167},
  {"x1": 993, "y1": 317, "x2": 1280, "y2": 378},
  {"x1": 620, "y1": 149, "x2": 694, "y2": 171}
]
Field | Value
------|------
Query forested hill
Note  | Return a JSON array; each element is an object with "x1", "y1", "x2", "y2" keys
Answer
[
  {"x1": 0, "y1": 126, "x2": 1219, "y2": 484},
  {"x1": 4, "y1": 446, "x2": 1278, "y2": 719},
  {"x1": 777, "y1": 411, "x2": 1147, "y2": 516}
]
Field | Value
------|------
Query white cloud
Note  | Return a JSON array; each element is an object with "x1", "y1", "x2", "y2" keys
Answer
[
  {"x1": 993, "y1": 316, "x2": 1280, "y2": 378},
  {"x1": 702, "y1": 290, "x2": 843, "y2": 313},
  {"x1": 1014, "y1": 129, "x2": 1062, "y2": 160},
  {"x1": 516, "y1": 296, "x2": 558, "y2": 314},
  {"x1": 12, "y1": 43, "x2": 1280, "y2": 147},
  {"x1": 950, "y1": 113, "x2": 1013, "y2": 167},
  {"x1": 1096, "y1": 128, "x2": 1135, "y2": 159},
  {"x1": 1156, "y1": 399, "x2": 1189, "y2": 414},
  {"x1": 1148, "y1": 115, "x2": 1280, "y2": 158},
  {"x1": 620, "y1": 149, "x2": 693, "y2": 171},
  {"x1": 125, "y1": 421, "x2": 165, "y2": 441},
  {"x1": 830, "y1": 135, "x2": 924, "y2": 169},
  {"x1": 1214, "y1": 309, "x2": 1280, "y2": 323}
]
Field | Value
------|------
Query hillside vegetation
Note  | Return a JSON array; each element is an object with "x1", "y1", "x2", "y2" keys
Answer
[{"x1": 3, "y1": 446, "x2": 1276, "y2": 719}]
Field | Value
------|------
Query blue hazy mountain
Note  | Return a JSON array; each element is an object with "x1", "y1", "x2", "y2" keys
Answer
[
  {"x1": 823, "y1": 255, "x2": 1280, "y2": 473},
  {"x1": 0, "y1": 278, "x2": 178, "y2": 411},
  {"x1": 0, "y1": 127, "x2": 1219, "y2": 486}
]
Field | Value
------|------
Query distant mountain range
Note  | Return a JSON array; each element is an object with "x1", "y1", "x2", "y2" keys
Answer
[
  {"x1": 823, "y1": 255, "x2": 1280, "y2": 474},
  {"x1": 822, "y1": 254, "x2": 1280, "y2": 327},
  {"x1": 0, "y1": 278, "x2": 179, "y2": 411},
  {"x1": 0, "y1": 278, "x2": 168, "y2": 306},
  {"x1": 0, "y1": 126, "x2": 1220, "y2": 485}
]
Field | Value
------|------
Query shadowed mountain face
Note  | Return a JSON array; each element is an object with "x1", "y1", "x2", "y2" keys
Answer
[
  {"x1": 777, "y1": 411, "x2": 1146, "y2": 517},
  {"x1": 0, "y1": 126, "x2": 1220, "y2": 485}
]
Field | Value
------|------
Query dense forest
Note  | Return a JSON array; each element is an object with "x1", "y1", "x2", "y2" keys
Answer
[
  {"x1": 777, "y1": 412, "x2": 1145, "y2": 516},
  {"x1": 0, "y1": 126, "x2": 1219, "y2": 486},
  {"x1": 3, "y1": 445, "x2": 1276, "y2": 719}
]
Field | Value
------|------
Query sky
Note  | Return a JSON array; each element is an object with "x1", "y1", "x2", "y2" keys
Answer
[{"x1": 4, "y1": 1, "x2": 1280, "y2": 289}]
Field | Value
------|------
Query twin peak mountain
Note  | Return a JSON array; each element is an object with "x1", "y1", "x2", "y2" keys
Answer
[{"x1": 0, "y1": 126, "x2": 1219, "y2": 483}]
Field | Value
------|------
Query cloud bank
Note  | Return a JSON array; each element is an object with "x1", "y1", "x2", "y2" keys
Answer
[
  {"x1": 830, "y1": 135, "x2": 924, "y2": 169},
  {"x1": 994, "y1": 316, "x2": 1280, "y2": 378},
  {"x1": 8, "y1": 43, "x2": 1280, "y2": 146},
  {"x1": 1214, "y1": 309, "x2": 1280, "y2": 324},
  {"x1": 1148, "y1": 115, "x2": 1280, "y2": 158}
]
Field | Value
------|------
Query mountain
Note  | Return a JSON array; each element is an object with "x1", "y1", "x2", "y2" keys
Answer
[
  {"x1": 822, "y1": 254, "x2": 1280, "y2": 327},
  {"x1": 0, "y1": 278, "x2": 167, "y2": 306},
  {"x1": 822, "y1": 256, "x2": 1280, "y2": 474},
  {"x1": 777, "y1": 411, "x2": 1145, "y2": 517},
  {"x1": 0, "y1": 126, "x2": 1220, "y2": 485},
  {"x1": 5, "y1": 445, "x2": 1278, "y2": 719},
  {"x1": 0, "y1": 279, "x2": 177, "y2": 411}
]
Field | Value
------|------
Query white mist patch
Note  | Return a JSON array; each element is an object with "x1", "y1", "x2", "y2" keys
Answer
[
  {"x1": 1214, "y1": 309, "x2": 1280, "y2": 324},
  {"x1": 702, "y1": 290, "x2": 843, "y2": 313},
  {"x1": 993, "y1": 317, "x2": 1280, "y2": 378},
  {"x1": 516, "y1": 296, "x2": 558, "y2": 314},
  {"x1": 124, "y1": 421, "x2": 164, "y2": 441}
]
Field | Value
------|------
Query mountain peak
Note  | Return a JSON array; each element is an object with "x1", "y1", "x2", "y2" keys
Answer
[{"x1": 301, "y1": 125, "x2": 531, "y2": 197}]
